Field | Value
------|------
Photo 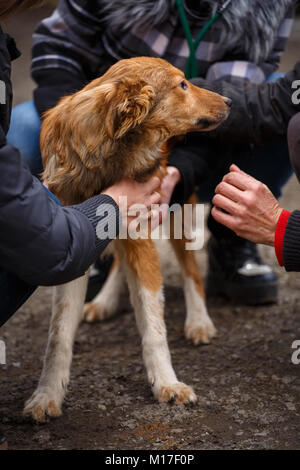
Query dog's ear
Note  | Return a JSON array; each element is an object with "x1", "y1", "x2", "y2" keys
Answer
[{"x1": 103, "y1": 78, "x2": 155, "y2": 139}]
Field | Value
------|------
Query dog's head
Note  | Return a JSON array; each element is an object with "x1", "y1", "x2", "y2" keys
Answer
[
  {"x1": 41, "y1": 57, "x2": 230, "y2": 201},
  {"x1": 84, "y1": 57, "x2": 230, "y2": 141}
]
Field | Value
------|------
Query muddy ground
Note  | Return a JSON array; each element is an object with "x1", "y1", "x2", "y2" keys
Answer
[{"x1": 0, "y1": 4, "x2": 299, "y2": 450}]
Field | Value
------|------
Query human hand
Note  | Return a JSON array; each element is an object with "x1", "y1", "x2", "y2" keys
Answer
[
  {"x1": 211, "y1": 164, "x2": 283, "y2": 246},
  {"x1": 102, "y1": 176, "x2": 161, "y2": 228},
  {"x1": 149, "y1": 166, "x2": 181, "y2": 225},
  {"x1": 161, "y1": 166, "x2": 182, "y2": 206}
]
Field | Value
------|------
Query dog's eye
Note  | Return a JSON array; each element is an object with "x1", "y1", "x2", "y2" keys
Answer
[{"x1": 179, "y1": 80, "x2": 188, "y2": 90}]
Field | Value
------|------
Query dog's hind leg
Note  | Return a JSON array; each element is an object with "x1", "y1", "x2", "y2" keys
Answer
[
  {"x1": 116, "y1": 238, "x2": 197, "y2": 405},
  {"x1": 169, "y1": 202, "x2": 217, "y2": 345},
  {"x1": 84, "y1": 253, "x2": 125, "y2": 322},
  {"x1": 23, "y1": 272, "x2": 89, "y2": 422}
]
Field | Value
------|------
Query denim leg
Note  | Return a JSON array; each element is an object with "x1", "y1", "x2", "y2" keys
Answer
[
  {"x1": 6, "y1": 100, "x2": 42, "y2": 176},
  {"x1": 0, "y1": 269, "x2": 36, "y2": 328}
]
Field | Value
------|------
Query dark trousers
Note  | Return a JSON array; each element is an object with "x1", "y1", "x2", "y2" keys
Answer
[
  {"x1": 288, "y1": 112, "x2": 300, "y2": 181},
  {"x1": 0, "y1": 270, "x2": 36, "y2": 328}
]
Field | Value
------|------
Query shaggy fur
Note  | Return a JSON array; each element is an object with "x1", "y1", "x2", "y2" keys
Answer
[
  {"x1": 102, "y1": 0, "x2": 295, "y2": 62},
  {"x1": 24, "y1": 57, "x2": 230, "y2": 422}
]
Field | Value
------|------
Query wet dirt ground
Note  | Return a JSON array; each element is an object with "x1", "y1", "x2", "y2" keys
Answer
[{"x1": 0, "y1": 4, "x2": 299, "y2": 450}]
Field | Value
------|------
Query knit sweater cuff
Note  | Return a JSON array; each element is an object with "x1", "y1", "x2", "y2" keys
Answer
[
  {"x1": 71, "y1": 194, "x2": 121, "y2": 254},
  {"x1": 274, "y1": 209, "x2": 291, "y2": 266},
  {"x1": 282, "y1": 210, "x2": 300, "y2": 271}
]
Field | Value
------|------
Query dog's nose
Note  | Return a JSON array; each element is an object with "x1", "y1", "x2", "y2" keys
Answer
[{"x1": 224, "y1": 97, "x2": 232, "y2": 108}]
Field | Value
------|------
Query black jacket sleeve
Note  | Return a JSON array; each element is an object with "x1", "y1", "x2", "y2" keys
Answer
[
  {"x1": 282, "y1": 210, "x2": 300, "y2": 272},
  {"x1": 168, "y1": 138, "x2": 217, "y2": 205},
  {"x1": 190, "y1": 60, "x2": 300, "y2": 146},
  {"x1": 0, "y1": 142, "x2": 120, "y2": 286}
]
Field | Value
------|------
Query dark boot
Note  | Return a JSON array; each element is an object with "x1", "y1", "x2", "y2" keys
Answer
[{"x1": 206, "y1": 235, "x2": 278, "y2": 305}]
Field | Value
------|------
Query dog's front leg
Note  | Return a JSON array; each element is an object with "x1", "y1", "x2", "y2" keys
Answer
[
  {"x1": 170, "y1": 201, "x2": 217, "y2": 345},
  {"x1": 23, "y1": 272, "x2": 89, "y2": 422},
  {"x1": 116, "y1": 238, "x2": 196, "y2": 405}
]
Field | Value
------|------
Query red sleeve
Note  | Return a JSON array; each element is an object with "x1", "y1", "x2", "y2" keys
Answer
[{"x1": 274, "y1": 209, "x2": 291, "y2": 266}]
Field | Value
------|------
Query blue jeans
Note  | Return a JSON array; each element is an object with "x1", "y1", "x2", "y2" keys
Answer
[{"x1": 7, "y1": 100, "x2": 42, "y2": 176}]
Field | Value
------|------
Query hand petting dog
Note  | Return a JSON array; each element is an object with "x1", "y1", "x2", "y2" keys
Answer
[
  {"x1": 212, "y1": 164, "x2": 283, "y2": 246},
  {"x1": 103, "y1": 176, "x2": 161, "y2": 227}
]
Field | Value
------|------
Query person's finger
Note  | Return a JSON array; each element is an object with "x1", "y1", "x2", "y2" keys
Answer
[
  {"x1": 215, "y1": 181, "x2": 243, "y2": 202},
  {"x1": 146, "y1": 176, "x2": 161, "y2": 193},
  {"x1": 229, "y1": 164, "x2": 244, "y2": 174},
  {"x1": 211, "y1": 205, "x2": 238, "y2": 231},
  {"x1": 212, "y1": 193, "x2": 240, "y2": 215},
  {"x1": 149, "y1": 190, "x2": 161, "y2": 206},
  {"x1": 223, "y1": 170, "x2": 257, "y2": 190},
  {"x1": 229, "y1": 164, "x2": 263, "y2": 187}
]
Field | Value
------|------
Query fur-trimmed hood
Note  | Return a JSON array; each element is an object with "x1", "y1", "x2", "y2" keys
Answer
[{"x1": 101, "y1": 0, "x2": 296, "y2": 61}]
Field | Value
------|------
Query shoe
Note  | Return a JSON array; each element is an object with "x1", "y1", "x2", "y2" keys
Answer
[
  {"x1": 206, "y1": 236, "x2": 278, "y2": 305},
  {"x1": 85, "y1": 255, "x2": 114, "y2": 303},
  {"x1": 0, "y1": 430, "x2": 7, "y2": 450}
]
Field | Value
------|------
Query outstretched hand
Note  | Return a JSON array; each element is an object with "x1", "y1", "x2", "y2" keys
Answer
[{"x1": 211, "y1": 164, "x2": 283, "y2": 246}]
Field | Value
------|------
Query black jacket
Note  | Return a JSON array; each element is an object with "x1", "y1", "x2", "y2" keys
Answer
[{"x1": 0, "y1": 27, "x2": 120, "y2": 288}]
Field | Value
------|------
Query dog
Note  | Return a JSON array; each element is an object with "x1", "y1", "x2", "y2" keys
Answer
[{"x1": 23, "y1": 57, "x2": 230, "y2": 422}]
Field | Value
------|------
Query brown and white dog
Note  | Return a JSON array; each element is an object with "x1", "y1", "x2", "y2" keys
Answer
[{"x1": 23, "y1": 57, "x2": 230, "y2": 422}]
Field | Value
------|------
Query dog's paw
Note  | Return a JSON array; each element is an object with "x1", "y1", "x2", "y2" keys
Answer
[
  {"x1": 184, "y1": 321, "x2": 217, "y2": 345},
  {"x1": 83, "y1": 302, "x2": 111, "y2": 322},
  {"x1": 23, "y1": 390, "x2": 62, "y2": 423},
  {"x1": 154, "y1": 382, "x2": 197, "y2": 405}
]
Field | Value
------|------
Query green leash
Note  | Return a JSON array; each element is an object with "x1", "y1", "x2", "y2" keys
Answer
[{"x1": 176, "y1": 0, "x2": 232, "y2": 78}]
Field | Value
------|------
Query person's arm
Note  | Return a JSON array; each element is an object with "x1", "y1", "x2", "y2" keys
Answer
[
  {"x1": 190, "y1": 60, "x2": 300, "y2": 145},
  {"x1": 32, "y1": 0, "x2": 107, "y2": 116},
  {"x1": 0, "y1": 135, "x2": 160, "y2": 286},
  {"x1": 257, "y1": 1, "x2": 297, "y2": 79},
  {"x1": 0, "y1": 139, "x2": 119, "y2": 286},
  {"x1": 204, "y1": 2, "x2": 297, "y2": 85}
]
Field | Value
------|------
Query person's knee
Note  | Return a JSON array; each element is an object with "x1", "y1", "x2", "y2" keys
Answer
[
  {"x1": 288, "y1": 113, "x2": 300, "y2": 178},
  {"x1": 7, "y1": 101, "x2": 41, "y2": 140}
]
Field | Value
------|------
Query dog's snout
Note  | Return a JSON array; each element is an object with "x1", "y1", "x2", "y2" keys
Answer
[{"x1": 224, "y1": 97, "x2": 232, "y2": 108}]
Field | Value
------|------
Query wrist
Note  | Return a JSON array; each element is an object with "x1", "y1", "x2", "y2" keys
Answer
[{"x1": 102, "y1": 189, "x2": 120, "y2": 207}]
